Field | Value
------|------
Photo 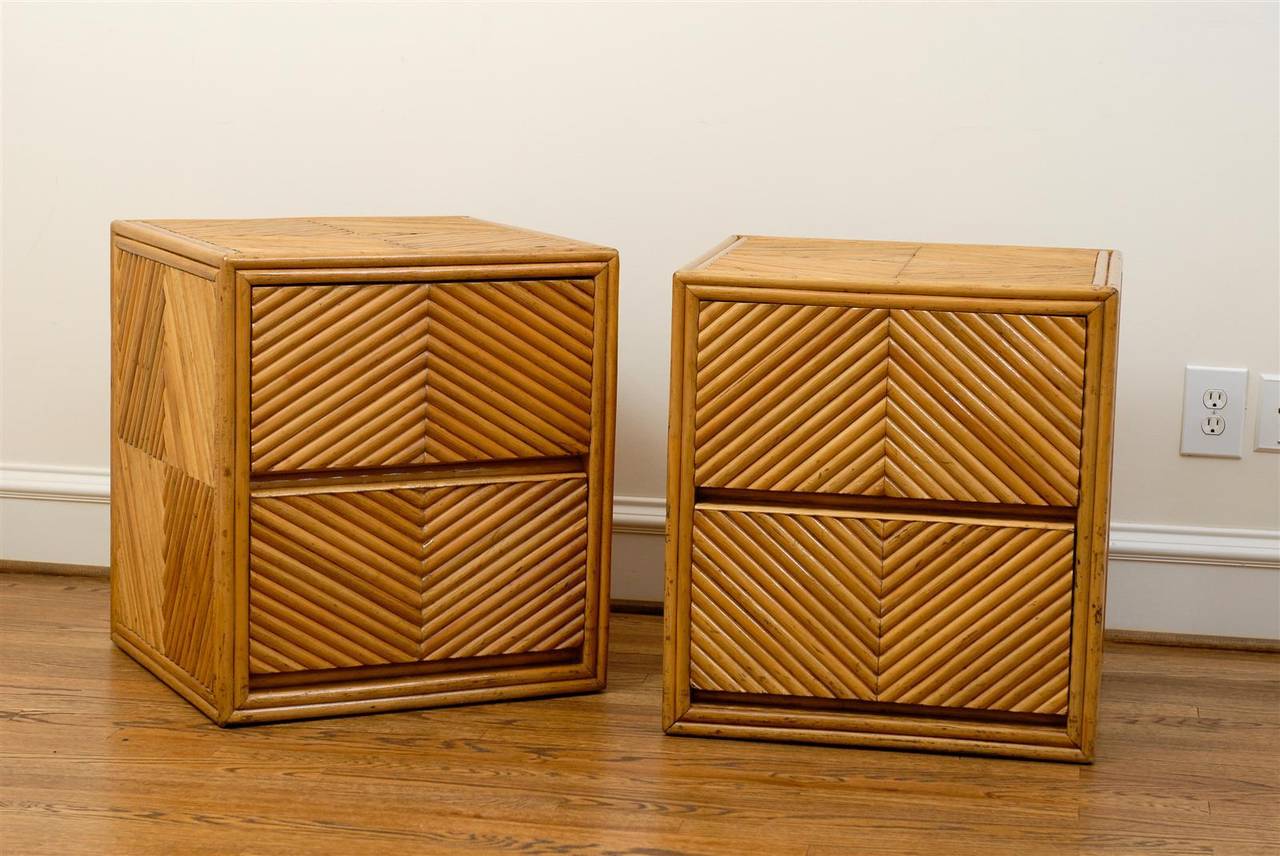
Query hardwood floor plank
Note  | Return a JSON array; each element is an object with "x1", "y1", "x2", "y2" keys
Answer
[{"x1": 1, "y1": 573, "x2": 1276, "y2": 854}]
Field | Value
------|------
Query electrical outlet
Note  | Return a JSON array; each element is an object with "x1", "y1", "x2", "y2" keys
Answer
[
  {"x1": 1181, "y1": 365, "x2": 1247, "y2": 458},
  {"x1": 1203, "y1": 389, "x2": 1228, "y2": 410},
  {"x1": 1256, "y1": 374, "x2": 1280, "y2": 452}
]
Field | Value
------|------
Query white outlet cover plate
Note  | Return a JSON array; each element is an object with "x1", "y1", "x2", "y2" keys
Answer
[
  {"x1": 1255, "y1": 374, "x2": 1280, "y2": 452},
  {"x1": 1181, "y1": 365, "x2": 1248, "y2": 458}
]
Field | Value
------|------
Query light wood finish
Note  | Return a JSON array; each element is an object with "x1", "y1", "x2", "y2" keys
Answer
[
  {"x1": 425, "y1": 279, "x2": 595, "y2": 462},
  {"x1": 247, "y1": 278, "x2": 595, "y2": 472},
  {"x1": 878, "y1": 519, "x2": 1074, "y2": 714},
  {"x1": 12, "y1": 560, "x2": 1271, "y2": 653},
  {"x1": 249, "y1": 283, "x2": 432, "y2": 473},
  {"x1": 687, "y1": 506, "x2": 1074, "y2": 714},
  {"x1": 1104, "y1": 629, "x2": 1280, "y2": 654},
  {"x1": 690, "y1": 507, "x2": 881, "y2": 700},
  {"x1": 110, "y1": 247, "x2": 231, "y2": 708},
  {"x1": 3, "y1": 575, "x2": 1278, "y2": 856},
  {"x1": 666, "y1": 236, "x2": 1121, "y2": 761},
  {"x1": 110, "y1": 217, "x2": 618, "y2": 724},
  {"x1": 692, "y1": 303, "x2": 1085, "y2": 505},
  {"x1": 0, "y1": 559, "x2": 109, "y2": 577},
  {"x1": 690, "y1": 235, "x2": 1109, "y2": 295},
  {"x1": 117, "y1": 216, "x2": 615, "y2": 266}
]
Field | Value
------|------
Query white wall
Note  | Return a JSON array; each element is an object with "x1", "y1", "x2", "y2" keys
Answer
[{"x1": 3, "y1": 3, "x2": 1278, "y2": 635}]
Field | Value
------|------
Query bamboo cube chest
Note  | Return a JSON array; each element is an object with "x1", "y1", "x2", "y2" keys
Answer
[
  {"x1": 663, "y1": 236, "x2": 1120, "y2": 761},
  {"x1": 110, "y1": 217, "x2": 618, "y2": 724}
]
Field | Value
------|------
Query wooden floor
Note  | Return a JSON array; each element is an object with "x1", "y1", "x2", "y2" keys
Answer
[{"x1": 1, "y1": 574, "x2": 1277, "y2": 855}]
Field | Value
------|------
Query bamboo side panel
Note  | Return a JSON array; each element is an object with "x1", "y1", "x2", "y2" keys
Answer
[
  {"x1": 247, "y1": 488, "x2": 428, "y2": 673},
  {"x1": 110, "y1": 250, "x2": 223, "y2": 692},
  {"x1": 113, "y1": 442, "x2": 168, "y2": 643},
  {"x1": 425, "y1": 280, "x2": 594, "y2": 463},
  {"x1": 421, "y1": 479, "x2": 589, "y2": 660},
  {"x1": 689, "y1": 508, "x2": 881, "y2": 699},
  {"x1": 878, "y1": 519, "x2": 1074, "y2": 714},
  {"x1": 692, "y1": 302, "x2": 890, "y2": 494},
  {"x1": 886, "y1": 309, "x2": 1085, "y2": 507},
  {"x1": 249, "y1": 284, "x2": 431, "y2": 473},
  {"x1": 160, "y1": 467, "x2": 219, "y2": 688},
  {"x1": 114, "y1": 254, "x2": 168, "y2": 460}
]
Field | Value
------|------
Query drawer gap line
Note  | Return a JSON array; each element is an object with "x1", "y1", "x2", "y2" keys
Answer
[
  {"x1": 695, "y1": 487, "x2": 1076, "y2": 526},
  {"x1": 251, "y1": 455, "x2": 588, "y2": 496}
]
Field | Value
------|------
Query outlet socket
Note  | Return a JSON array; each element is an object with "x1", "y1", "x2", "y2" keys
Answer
[
  {"x1": 1203, "y1": 389, "x2": 1228, "y2": 410},
  {"x1": 1181, "y1": 366, "x2": 1247, "y2": 458}
]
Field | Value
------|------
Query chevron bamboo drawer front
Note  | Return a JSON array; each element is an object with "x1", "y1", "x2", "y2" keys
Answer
[
  {"x1": 665, "y1": 236, "x2": 1121, "y2": 762},
  {"x1": 110, "y1": 217, "x2": 618, "y2": 724}
]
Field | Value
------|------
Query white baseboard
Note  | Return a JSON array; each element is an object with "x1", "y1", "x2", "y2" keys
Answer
[
  {"x1": 0, "y1": 465, "x2": 112, "y2": 565},
  {"x1": 0, "y1": 463, "x2": 110, "y2": 503},
  {"x1": 3, "y1": 467, "x2": 1277, "y2": 639}
]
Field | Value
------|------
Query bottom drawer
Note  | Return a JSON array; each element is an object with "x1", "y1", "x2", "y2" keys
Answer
[
  {"x1": 248, "y1": 476, "x2": 589, "y2": 675},
  {"x1": 688, "y1": 506, "x2": 1074, "y2": 715}
]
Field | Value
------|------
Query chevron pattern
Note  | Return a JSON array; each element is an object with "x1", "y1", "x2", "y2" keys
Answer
[
  {"x1": 689, "y1": 509, "x2": 881, "y2": 699},
  {"x1": 878, "y1": 519, "x2": 1074, "y2": 714},
  {"x1": 886, "y1": 309, "x2": 1085, "y2": 507},
  {"x1": 112, "y1": 250, "x2": 225, "y2": 692},
  {"x1": 113, "y1": 251, "x2": 221, "y2": 485},
  {"x1": 248, "y1": 489, "x2": 428, "y2": 673},
  {"x1": 248, "y1": 479, "x2": 590, "y2": 673},
  {"x1": 690, "y1": 304, "x2": 1085, "y2": 506},
  {"x1": 421, "y1": 478, "x2": 589, "y2": 660},
  {"x1": 249, "y1": 283, "x2": 431, "y2": 473},
  {"x1": 425, "y1": 281, "x2": 594, "y2": 462},
  {"x1": 693, "y1": 303, "x2": 890, "y2": 494}
]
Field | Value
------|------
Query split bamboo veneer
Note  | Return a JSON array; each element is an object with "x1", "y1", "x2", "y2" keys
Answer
[
  {"x1": 109, "y1": 216, "x2": 618, "y2": 724},
  {"x1": 663, "y1": 236, "x2": 1122, "y2": 762}
]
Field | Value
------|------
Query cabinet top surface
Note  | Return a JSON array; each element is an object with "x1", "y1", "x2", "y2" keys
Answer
[
  {"x1": 115, "y1": 216, "x2": 615, "y2": 264},
  {"x1": 683, "y1": 235, "x2": 1120, "y2": 293}
]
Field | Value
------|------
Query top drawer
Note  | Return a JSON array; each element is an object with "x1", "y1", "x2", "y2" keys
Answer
[
  {"x1": 692, "y1": 301, "x2": 1086, "y2": 507},
  {"x1": 249, "y1": 279, "x2": 595, "y2": 474}
]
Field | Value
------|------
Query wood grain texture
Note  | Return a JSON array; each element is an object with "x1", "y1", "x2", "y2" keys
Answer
[
  {"x1": 693, "y1": 302, "x2": 890, "y2": 494},
  {"x1": 119, "y1": 216, "x2": 615, "y2": 266},
  {"x1": 248, "y1": 488, "x2": 428, "y2": 673},
  {"x1": 688, "y1": 507, "x2": 1073, "y2": 712},
  {"x1": 4, "y1": 576, "x2": 1278, "y2": 856},
  {"x1": 690, "y1": 508, "x2": 880, "y2": 699},
  {"x1": 425, "y1": 280, "x2": 594, "y2": 462},
  {"x1": 110, "y1": 218, "x2": 617, "y2": 724},
  {"x1": 250, "y1": 283, "x2": 431, "y2": 473},
  {"x1": 113, "y1": 251, "x2": 222, "y2": 485},
  {"x1": 692, "y1": 302, "x2": 1085, "y2": 505},
  {"x1": 666, "y1": 237, "x2": 1120, "y2": 760},
  {"x1": 248, "y1": 478, "x2": 591, "y2": 674},
  {"x1": 878, "y1": 519, "x2": 1073, "y2": 714},
  {"x1": 422, "y1": 478, "x2": 589, "y2": 660},
  {"x1": 111, "y1": 249, "x2": 227, "y2": 697},
  {"x1": 687, "y1": 235, "x2": 1113, "y2": 295},
  {"x1": 886, "y1": 309, "x2": 1085, "y2": 507},
  {"x1": 160, "y1": 466, "x2": 219, "y2": 689}
]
